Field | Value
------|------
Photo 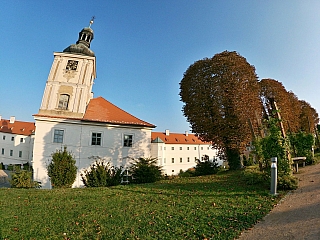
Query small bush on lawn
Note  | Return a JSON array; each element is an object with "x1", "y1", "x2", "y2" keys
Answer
[
  {"x1": 81, "y1": 160, "x2": 124, "y2": 187},
  {"x1": 129, "y1": 157, "x2": 162, "y2": 184},
  {"x1": 194, "y1": 155, "x2": 219, "y2": 176},
  {"x1": 241, "y1": 165, "x2": 269, "y2": 186},
  {"x1": 277, "y1": 174, "x2": 298, "y2": 190},
  {"x1": 47, "y1": 147, "x2": 77, "y2": 188},
  {"x1": 178, "y1": 168, "x2": 195, "y2": 178},
  {"x1": 10, "y1": 170, "x2": 41, "y2": 188}
]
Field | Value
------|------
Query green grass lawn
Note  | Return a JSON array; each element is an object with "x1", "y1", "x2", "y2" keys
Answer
[{"x1": 0, "y1": 170, "x2": 282, "y2": 240}]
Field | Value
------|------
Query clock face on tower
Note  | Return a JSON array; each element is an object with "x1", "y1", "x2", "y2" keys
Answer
[{"x1": 66, "y1": 60, "x2": 78, "y2": 71}]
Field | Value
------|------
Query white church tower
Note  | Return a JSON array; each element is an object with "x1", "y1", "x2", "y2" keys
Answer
[{"x1": 38, "y1": 22, "x2": 96, "y2": 118}]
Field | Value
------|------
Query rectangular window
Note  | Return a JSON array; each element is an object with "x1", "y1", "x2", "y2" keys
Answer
[
  {"x1": 53, "y1": 129, "x2": 64, "y2": 143},
  {"x1": 171, "y1": 147, "x2": 174, "y2": 150},
  {"x1": 172, "y1": 158, "x2": 174, "y2": 163},
  {"x1": 20, "y1": 138, "x2": 24, "y2": 143},
  {"x1": 123, "y1": 134, "x2": 133, "y2": 147},
  {"x1": 180, "y1": 158, "x2": 182, "y2": 163},
  {"x1": 164, "y1": 147, "x2": 166, "y2": 150},
  {"x1": 3, "y1": 136, "x2": 5, "y2": 140},
  {"x1": 195, "y1": 157, "x2": 197, "y2": 161},
  {"x1": 11, "y1": 137, "x2": 14, "y2": 141},
  {"x1": 91, "y1": 132, "x2": 102, "y2": 146},
  {"x1": 187, "y1": 147, "x2": 189, "y2": 150},
  {"x1": 179, "y1": 147, "x2": 182, "y2": 150},
  {"x1": 1, "y1": 148, "x2": 4, "y2": 155},
  {"x1": 187, "y1": 157, "x2": 190, "y2": 162},
  {"x1": 201, "y1": 147, "x2": 203, "y2": 150},
  {"x1": 194, "y1": 147, "x2": 197, "y2": 150},
  {"x1": 10, "y1": 150, "x2": 13, "y2": 156},
  {"x1": 19, "y1": 151, "x2": 22, "y2": 158}
]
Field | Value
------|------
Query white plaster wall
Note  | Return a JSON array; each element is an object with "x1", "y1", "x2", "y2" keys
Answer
[
  {"x1": 151, "y1": 143, "x2": 219, "y2": 175},
  {"x1": 33, "y1": 118, "x2": 152, "y2": 188},
  {"x1": 0, "y1": 133, "x2": 33, "y2": 165}
]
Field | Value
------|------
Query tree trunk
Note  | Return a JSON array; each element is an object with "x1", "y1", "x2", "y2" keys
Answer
[{"x1": 226, "y1": 148, "x2": 241, "y2": 170}]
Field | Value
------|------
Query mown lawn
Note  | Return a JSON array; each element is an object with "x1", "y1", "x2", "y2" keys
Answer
[{"x1": 0, "y1": 170, "x2": 282, "y2": 240}]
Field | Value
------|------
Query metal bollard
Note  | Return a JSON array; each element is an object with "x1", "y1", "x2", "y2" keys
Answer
[{"x1": 270, "y1": 157, "x2": 277, "y2": 195}]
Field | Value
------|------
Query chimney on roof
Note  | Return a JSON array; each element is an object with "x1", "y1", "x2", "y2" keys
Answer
[
  {"x1": 165, "y1": 129, "x2": 170, "y2": 136},
  {"x1": 185, "y1": 131, "x2": 188, "y2": 136},
  {"x1": 10, "y1": 116, "x2": 15, "y2": 124}
]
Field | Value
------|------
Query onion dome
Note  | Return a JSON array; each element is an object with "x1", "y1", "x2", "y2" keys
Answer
[{"x1": 63, "y1": 19, "x2": 95, "y2": 57}]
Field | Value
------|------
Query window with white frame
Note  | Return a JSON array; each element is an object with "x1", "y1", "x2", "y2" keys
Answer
[
  {"x1": 180, "y1": 157, "x2": 182, "y2": 163},
  {"x1": 1, "y1": 148, "x2": 4, "y2": 155},
  {"x1": 3, "y1": 136, "x2": 5, "y2": 140},
  {"x1": 179, "y1": 147, "x2": 182, "y2": 150},
  {"x1": 171, "y1": 147, "x2": 174, "y2": 150},
  {"x1": 11, "y1": 137, "x2": 14, "y2": 141},
  {"x1": 91, "y1": 132, "x2": 102, "y2": 146},
  {"x1": 194, "y1": 147, "x2": 197, "y2": 150},
  {"x1": 172, "y1": 158, "x2": 174, "y2": 163},
  {"x1": 10, "y1": 150, "x2": 13, "y2": 156},
  {"x1": 187, "y1": 157, "x2": 190, "y2": 162},
  {"x1": 201, "y1": 147, "x2": 203, "y2": 150},
  {"x1": 187, "y1": 147, "x2": 189, "y2": 150},
  {"x1": 123, "y1": 134, "x2": 133, "y2": 147},
  {"x1": 20, "y1": 138, "x2": 24, "y2": 143},
  {"x1": 19, "y1": 151, "x2": 22, "y2": 158},
  {"x1": 53, "y1": 129, "x2": 64, "y2": 143}
]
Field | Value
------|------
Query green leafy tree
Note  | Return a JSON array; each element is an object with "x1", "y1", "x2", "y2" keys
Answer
[
  {"x1": 81, "y1": 159, "x2": 124, "y2": 187},
  {"x1": 47, "y1": 147, "x2": 77, "y2": 188},
  {"x1": 129, "y1": 157, "x2": 162, "y2": 184},
  {"x1": 180, "y1": 51, "x2": 262, "y2": 169}
]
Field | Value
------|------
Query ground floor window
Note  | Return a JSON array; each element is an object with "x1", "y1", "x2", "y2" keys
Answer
[
  {"x1": 123, "y1": 134, "x2": 133, "y2": 147},
  {"x1": 91, "y1": 132, "x2": 102, "y2": 145}
]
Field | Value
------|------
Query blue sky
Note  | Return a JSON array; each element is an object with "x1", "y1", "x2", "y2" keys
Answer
[{"x1": 1, "y1": 1, "x2": 320, "y2": 133}]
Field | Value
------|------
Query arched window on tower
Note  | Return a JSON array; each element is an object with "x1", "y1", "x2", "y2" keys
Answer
[{"x1": 58, "y1": 94, "x2": 70, "y2": 110}]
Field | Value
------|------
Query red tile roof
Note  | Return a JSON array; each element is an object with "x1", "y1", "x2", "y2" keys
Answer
[
  {"x1": 83, "y1": 97, "x2": 155, "y2": 128},
  {"x1": 151, "y1": 132, "x2": 209, "y2": 145},
  {"x1": 0, "y1": 119, "x2": 35, "y2": 136}
]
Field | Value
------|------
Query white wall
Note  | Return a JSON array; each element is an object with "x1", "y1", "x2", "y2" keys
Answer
[
  {"x1": 151, "y1": 142, "x2": 219, "y2": 175},
  {"x1": 0, "y1": 133, "x2": 33, "y2": 165},
  {"x1": 33, "y1": 118, "x2": 152, "y2": 188}
]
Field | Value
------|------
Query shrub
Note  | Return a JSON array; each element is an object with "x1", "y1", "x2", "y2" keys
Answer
[
  {"x1": 129, "y1": 157, "x2": 162, "y2": 184},
  {"x1": 178, "y1": 168, "x2": 195, "y2": 178},
  {"x1": 289, "y1": 132, "x2": 314, "y2": 165},
  {"x1": 81, "y1": 160, "x2": 124, "y2": 187},
  {"x1": 194, "y1": 155, "x2": 219, "y2": 176},
  {"x1": 47, "y1": 147, "x2": 77, "y2": 188},
  {"x1": 10, "y1": 170, "x2": 41, "y2": 189},
  {"x1": 241, "y1": 166, "x2": 268, "y2": 186},
  {"x1": 277, "y1": 174, "x2": 298, "y2": 190}
]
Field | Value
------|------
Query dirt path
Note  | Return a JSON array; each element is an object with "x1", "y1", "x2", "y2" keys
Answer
[{"x1": 238, "y1": 163, "x2": 320, "y2": 240}]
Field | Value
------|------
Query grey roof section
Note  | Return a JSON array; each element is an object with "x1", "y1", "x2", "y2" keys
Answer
[
  {"x1": 63, "y1": 27, "x2": 95, "y2": 57},
  {"x1": 152, "y1": 137, "x2": 164, "y2": 143}
]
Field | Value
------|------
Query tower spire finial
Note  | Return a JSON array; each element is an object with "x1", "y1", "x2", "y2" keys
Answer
[{"x1": 89, "y1": 16, "x2": 95, "y2": 28}]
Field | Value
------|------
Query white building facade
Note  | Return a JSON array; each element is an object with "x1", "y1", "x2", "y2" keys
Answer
[
  {"x1": 151, "y1": 130, "x2": 220, "y2": 175},
  {"x1": 0, "y1": 116, "x2": 35, "y2": 166}
]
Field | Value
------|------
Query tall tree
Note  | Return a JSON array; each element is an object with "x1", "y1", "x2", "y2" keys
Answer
[
  {"x1": 299, "y1": 100, "x2": 319, "y2": 134},
  {"x1": 180, "y1": 51, "x2": 262, "y2": 169},
  {"x1": 259, "y1": 78, "x2": 300, "y2": 133}
]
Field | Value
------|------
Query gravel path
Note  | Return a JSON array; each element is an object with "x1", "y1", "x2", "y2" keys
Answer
[{"x1": 238, "y1": 163, "x2": 320, "y2": 240}]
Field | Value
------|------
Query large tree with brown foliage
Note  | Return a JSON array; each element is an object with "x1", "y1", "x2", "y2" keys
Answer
[
  {"x1": 259, "y1": 78, "x2": 301, "y2": 133},
  {"x1": 299, "y1": 100, "x2": 319, "y2": 134},
  {"x1": 179, "y1": 51, "x2": 262, "y2": 169}
]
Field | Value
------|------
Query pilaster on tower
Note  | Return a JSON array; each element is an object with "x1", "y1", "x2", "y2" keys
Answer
[{"x1": 37, "y1": 23, "x2": 97, "y2": 119}]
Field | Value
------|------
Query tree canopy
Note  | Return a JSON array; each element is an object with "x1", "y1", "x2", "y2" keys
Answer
[
  {"x1": 179, "y1": 51, "x2": 262, "y2": 169},
  {"x1": 180, "y1": 51, "x2": 319, "y2": 169}
]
